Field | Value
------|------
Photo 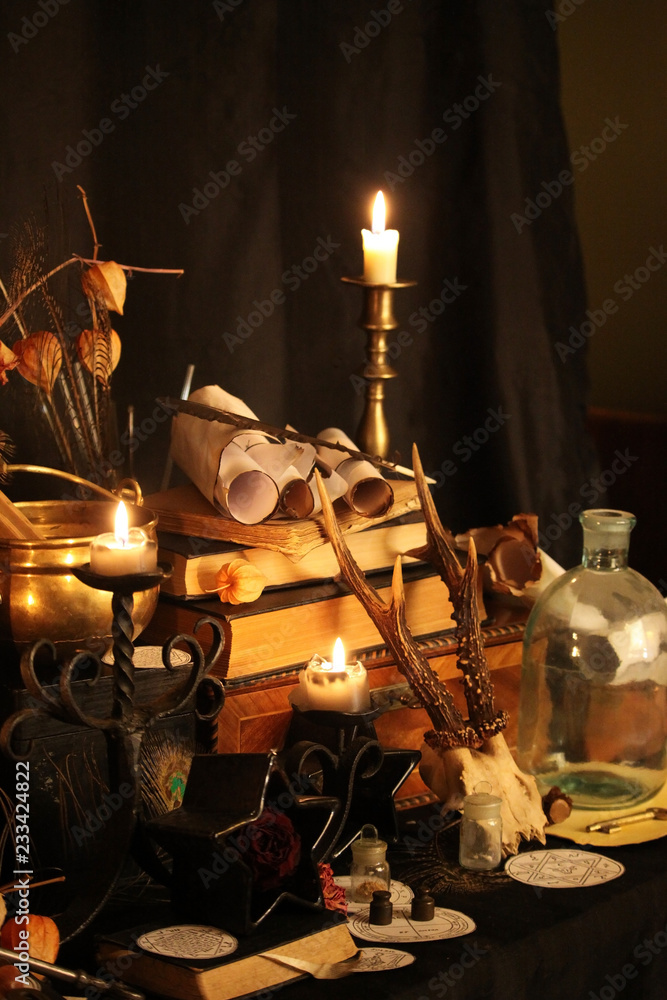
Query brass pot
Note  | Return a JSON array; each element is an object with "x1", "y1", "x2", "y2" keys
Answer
[{"x1": 0, "y1": 500, "x2": 159, "y2": 659}]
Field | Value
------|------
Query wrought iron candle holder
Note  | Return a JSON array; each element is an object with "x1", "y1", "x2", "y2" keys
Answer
[
  {"x1": 283, "y1": 692, "x2": 420, "y2": 860},
  {"x1": 342, "y1": 275, "x2": 417, "y2": 460},
  {"x1": 72, "y1": 563, "x2": 172, "y2": 721},
  {"x1": 0, "y1": 561, "x2": 226, "y2": 941}
]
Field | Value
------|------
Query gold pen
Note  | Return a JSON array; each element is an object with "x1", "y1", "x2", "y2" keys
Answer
[{"x1": 586, "y1": 806, "x2": 667, "y2": 834}]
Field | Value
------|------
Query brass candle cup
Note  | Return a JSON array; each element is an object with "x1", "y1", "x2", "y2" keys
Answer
[{"x1": 0, "y1": 499, "x2": 160, "y2": 659}]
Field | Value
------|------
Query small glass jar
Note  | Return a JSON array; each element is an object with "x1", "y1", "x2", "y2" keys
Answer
[
  {"x1": 350, "y1": 823, "x2": 390, "y2": 902},
  {"x1": 459, "y1": 789, "x2": 502, "y2": 870}
]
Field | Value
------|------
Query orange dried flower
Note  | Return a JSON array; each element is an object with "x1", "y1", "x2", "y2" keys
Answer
[
  {"x1": 213, "y1": 558, "x2": 266, "y2": 604},
  {"x1": 0, "y1": 342, "x2": 18, "y2": 385},
  {"x1": 76, "y1": 328, "x2": 121, "y2": 385},
  {"x1": 81, "y1": 260, "x2": 127, "y2": 314},
  {"x1": 13, "y1": 332, "x2": 62, "y2": 394}
]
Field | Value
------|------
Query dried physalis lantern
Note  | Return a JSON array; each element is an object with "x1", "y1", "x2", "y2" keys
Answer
[
  {"x1": 212, "y1": 558, "x2": 266, "y2": 604},
  {"x1": 81, "y1": 260, "x2": 127, "y2": 314},
  {"x1": 0, "y1": 342, "x2": 18, "y2": 385},
  {"x1": 1, "y1": 912, "x2": 60, "y2": 964},
  {"x1": 76, "y1": 328, "x2": 122, "y2": 385},
  {"x1": 13, "y1": 332, "x2": 62, "y2": 394}
]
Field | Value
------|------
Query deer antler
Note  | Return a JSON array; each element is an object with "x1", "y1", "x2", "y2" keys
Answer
[
  {"x1": 314, "y1": 468, "x2": 482, "y2": 749},
  {"x1": 407, "y1": 444, "x2": 464, "y2": 601},
  {"x1": 410, "y1": 444, "x2": 508, "y2": 745},
  {"x1": 315, "y1": 448, "x2": 547, "y2": 856}
]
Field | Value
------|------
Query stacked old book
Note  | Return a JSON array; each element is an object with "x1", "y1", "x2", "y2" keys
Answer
[
  {"x1": 142, "y1": 479, "x2": 476, "y2": 683},
  {"x1": 97, "y1": 908, "x2": 357, "y2": 1000}
]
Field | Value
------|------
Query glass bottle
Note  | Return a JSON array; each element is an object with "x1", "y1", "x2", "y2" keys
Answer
[
  {"x1": 459, "y1": 788, "x2": 502, "y2": 870},
  {"x1": 349, "y1": 824, "x2": 390, "y2": 902},
  {"x1": 518, "y1": 509, "x2": 667, "y2": 809}
]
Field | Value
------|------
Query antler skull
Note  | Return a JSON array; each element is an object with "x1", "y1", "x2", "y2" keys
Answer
[{"x1": 314, "y1": 445, "x2": 546, "y2": 856}]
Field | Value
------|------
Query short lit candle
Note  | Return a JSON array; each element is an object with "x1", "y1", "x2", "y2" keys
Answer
[
  {"x1": 299, "y1": 637, "x2": 371, "y2": 713},
  {"x1": 89, "y1": 501, "x2": 158, "y2": 576},
  {"x1": 362, "y1": 191, "x2": 399, "y2": 284}
]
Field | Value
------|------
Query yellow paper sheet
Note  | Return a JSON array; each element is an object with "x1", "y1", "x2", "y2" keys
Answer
[{"x1": 547, "y1": 781, "x2": 667, "y2": 847}]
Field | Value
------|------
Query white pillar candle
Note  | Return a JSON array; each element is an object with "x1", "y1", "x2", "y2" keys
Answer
[
  {"x1": 299, "y1": 637, "x2": 371, "y2": 713},
  {"x1": 90, "y1": 501, "x2": 158, "y2": 576},
  {"x1": 362, "y1": 191, "x2": 399, "y2": 283}
]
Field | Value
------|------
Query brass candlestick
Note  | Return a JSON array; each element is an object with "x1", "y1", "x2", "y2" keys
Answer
[{"x1": 342, "y1": 276, "x2": 417, "y2": 459}]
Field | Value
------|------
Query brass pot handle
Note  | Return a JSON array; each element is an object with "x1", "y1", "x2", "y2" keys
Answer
[{"x1": 3, "y1": 465, "x2": 144, "y2": 506}]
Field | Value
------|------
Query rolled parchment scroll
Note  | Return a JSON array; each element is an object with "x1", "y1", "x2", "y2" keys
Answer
[
  {"x1": 170, "y1": 387, "x2": 373, "y2": 524},
  {"x1": 316, "y1": 427, "x2": 394, "y2": 517},
  {"x1": 170, "y1": 386, "x2": 281, "y2": 524}
]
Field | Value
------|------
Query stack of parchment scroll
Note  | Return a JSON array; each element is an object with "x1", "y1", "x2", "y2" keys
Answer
[{"x1": 169, "y1": 386, "x2": 395, "y2": 525}]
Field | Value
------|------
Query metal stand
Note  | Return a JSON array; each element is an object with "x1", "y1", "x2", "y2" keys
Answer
[
  {"x1": 0, "y1": 563, "x2": 225, "y2": 941},
  {"x1": 342, "y1": 276, "x2": 417, "y2": 459},
  {"x1": 283, "y1": 695, "x2": 420, "y2": 859}
]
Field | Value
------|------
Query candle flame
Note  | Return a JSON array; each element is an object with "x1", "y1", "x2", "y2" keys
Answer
[
  {"x1": 371, "y1": 191, "x2": 386, "y2": 234},
  {"x1": 115, "y1": 501, "x2": 129, "y2": 547},
  {"x1": 332, "y1": 637, "x2": 346, "y2": 671}
]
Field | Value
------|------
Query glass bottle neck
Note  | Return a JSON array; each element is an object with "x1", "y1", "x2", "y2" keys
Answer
[
  {"x1": 582, "y1": 545, "x2": 629, "y2": 570},
  {"x1": 580, "y1": 509, "x2": 635, "y2": 571}
]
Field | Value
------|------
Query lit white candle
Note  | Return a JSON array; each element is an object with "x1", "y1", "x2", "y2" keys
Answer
[
  {"x1": 299, "y1": 637, "x2": 371, "y2": 713},
  {"x1": 90, "y1": 501, "x2": 158, "y2": 576},
  {"x1": 362, "y1": 191, "x2": 399, "y2": 283}
]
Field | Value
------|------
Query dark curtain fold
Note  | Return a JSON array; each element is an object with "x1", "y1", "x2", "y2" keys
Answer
[{"x1": 0, "y1": 0, "x2": 594, "y2": 566}]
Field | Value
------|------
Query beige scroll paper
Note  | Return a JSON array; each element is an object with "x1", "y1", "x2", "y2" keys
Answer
[
  {"x1": 170, "y1": 386, "x2": 279, "y2": 524},
  {"x1": 170, "y1": 386, "x2": 353, "y2": 524},
  {"x1": 316, "y1": 428, "x2": 394, "y2": 517}
]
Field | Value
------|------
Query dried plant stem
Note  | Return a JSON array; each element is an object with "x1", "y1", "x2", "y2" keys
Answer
[
  {"x1": 1, "y1": 194, "x2": 183, "y2": 484},
  {"x1": 0, "y1": 875, "x2": 66, "y2": 895},
  {"x1": 77, "y1": 185, "x2": 100, "y2": 261},
  {"x1": 0, "y1": 258, "x2": 80, "y2": 332},
  {"x1": 73, "y1": 360, "x2": 101, "y2": 452},
  {"x1": 38, "y1": 398, "x2": 69, "y2": 468},
  {"x1": 1, "y1": 258, "x2": 183, "y2": 334},
  {"x1": 56, "y1": 376, "x2": 93, "y2": 469},
  {"x1": 41, "y1": 287, "x2": 99, "y2": 472},
  {"x1": 41, "y1": 388, "x2": 76, "y2": 471},
  {"x1": 72, "y1": 254, "x2": 184, "y2": 276},
  {"x1": 0, "y1": 278, "x2": 28, "y2": 339}
]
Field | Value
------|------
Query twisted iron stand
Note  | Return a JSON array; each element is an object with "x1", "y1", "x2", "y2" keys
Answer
[{"x1": 0, "y1": 563, "x2": 225, "y2": 941}]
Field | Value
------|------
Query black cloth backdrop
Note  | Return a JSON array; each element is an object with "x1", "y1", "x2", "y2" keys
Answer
[{"x1": 0, "y1": 0, "x2": 595, "y2": 567}]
